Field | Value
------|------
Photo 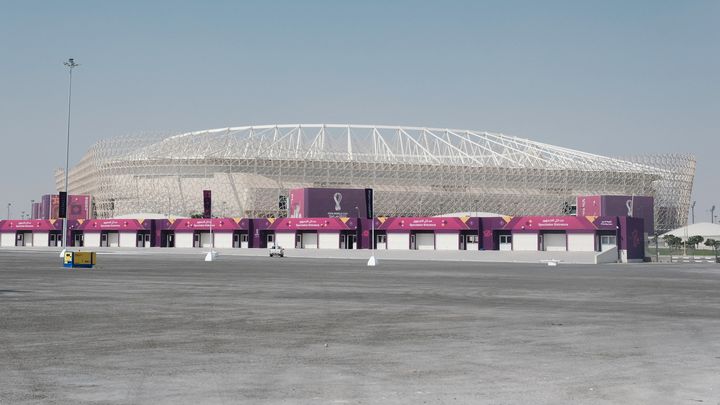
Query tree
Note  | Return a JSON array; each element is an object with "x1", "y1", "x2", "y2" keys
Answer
[
  {"x1": 705, "y1": 238, "x2": 720, "y2": 251},
  {"x1": 687, "y1": 235, "x2": 704, "y2": 249},
  {"x1": 662, "y1": 234, "x2": 683, "y2": 251}
]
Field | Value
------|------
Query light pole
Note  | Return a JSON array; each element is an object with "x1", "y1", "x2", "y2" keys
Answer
[
  {"x1": 7, "y1": 203, "x2": 11, "y2": 220},
  {"x1": 691, "y1": 201, "x2": 696, "y2": 224},
  {"x1": 367, "y1": 193, "x2": 376, "y2": 266},
  {"x1": 61, "y1": 58, "x2": 79, "y2": 255},
  {"x1": 712, "y1": 205, "x2": 716, "y2": 224}
]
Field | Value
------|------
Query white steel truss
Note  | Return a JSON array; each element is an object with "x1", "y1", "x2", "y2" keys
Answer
[{"x1": 55, "y1": 124, "x2": 695, "y2": 232}]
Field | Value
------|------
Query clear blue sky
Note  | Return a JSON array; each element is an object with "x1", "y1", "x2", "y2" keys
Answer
[{"x1": 1, "y1": 1, "x2": 718, "y2": 221}]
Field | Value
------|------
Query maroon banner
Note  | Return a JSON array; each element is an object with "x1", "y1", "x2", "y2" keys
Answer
[
  {"x1": 203, "y1": 190, "x2": 212, "y2": 219},
  {"x1": 69, "y1": 219, "x2": 150, "y2": 232},
  {"x1": 0, "y1": 220, "x2": 63, "y2": 232},
  {"x1": 501, "y1": 216, "x2": 617, "y2": 231},
  {"x1": 166, "y1": 218, "x2": 249, "y2": 232},
  {"x1": 67, "y1": 195, "x2": 91, "y2": 220},
  {"x1": 255, "y1": 217, "x2": 357, "y2": 232},
  {"x1": 374, "y1": 217, "x2": 478, "y2": 232}
]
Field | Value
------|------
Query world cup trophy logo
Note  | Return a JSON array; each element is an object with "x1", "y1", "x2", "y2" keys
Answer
[
  {"x1": 625, "y1": 199, "x2": 633, "y2": 217},
  {"x1": 333, "y1": 192, "x2": 342, "y2": 211}
]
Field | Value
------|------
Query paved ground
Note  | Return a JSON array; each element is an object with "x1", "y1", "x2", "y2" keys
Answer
[{"x1": 1, "y1": 250, "x2": 719, "y2": 404}]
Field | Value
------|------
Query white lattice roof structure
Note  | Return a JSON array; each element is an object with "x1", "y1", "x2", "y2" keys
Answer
[{"x1": 56, "y1": 124, "x2": 695, "y2": 232}]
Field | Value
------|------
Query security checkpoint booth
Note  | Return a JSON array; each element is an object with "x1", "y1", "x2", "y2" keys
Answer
[
  {"x1": 67, "y1": 219, "x2": 154, "y2": 248},
  {"x1": 481, "y1": 215, "x2": 632, "y2": 255},
  {"x1": 0, "y1": 220, "x2": 64, "y2": 247},
  {"x1": 252, "y1": 217, "x2": 359, "y2": 249},
  {"x1": 363, "y1": 216, "x2": 481, "y2": 251},
  {"x1": 158, "y1": 218, "x2": 251, "y2": 248}
]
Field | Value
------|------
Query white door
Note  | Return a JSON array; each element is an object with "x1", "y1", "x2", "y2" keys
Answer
[
  {"x1": 318, "y1": 233, "x2": 339, "y2": 249},
  {"x1": 513, "y1": 233, "x2": 538, "y2": 251},
  {"x1": 375, "y1": 234, "x2": 387, "y2": 250},
  {"x1": 275, "y1": 232, "x2": 295, "y2": 249},
  {"x1": 303, "y1": 232, "x2": 318, "y2": 249},
  {"x1": 567, "y1": 233, "x2": 595, "y2": 252},
  {"x1": 387, "y1": 233, "x2": 410, "y2": 250},
  {"x1": 499, "y1": 234, "x2": 512, "y2": 251},
  {"x1": 415, "y1": 233, "x2": 435, "y2": 250},
  {"x1": 464, "y1": 234, "x2": 479, "y2": 250},
  {"x1": 600, "y1": 235, "x2": 617, "y2": 252},
  {"x1": 200, "y1": 232, "x2": 213, "y2": 248},
  {"x1": 435, "y1": 233, "x2": 458, "y2": 250},
  {"x1": 85, "y1": 232, "x2": 101, "y2": 248},
  {"x1": 119, "y1": 232, "x2": 136, "y2": 247},
  {"x1": 175, "y1": 233, "x2": 193, "y2": 248},
  {"x1": 240, "y1": 234, "x2": 249, "y2": 248},
  {"x1": 543, "y1": 233, "x2": 567, "y2": 251},
  {"x1": 213, "y1": 233, "x2": 233, "y2": 248},
  {"x1": 108, "y1": 232, "x2": 120, "y2": 247}
]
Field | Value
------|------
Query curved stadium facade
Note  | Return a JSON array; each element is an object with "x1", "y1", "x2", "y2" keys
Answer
[{"x1": 56, "y1": 124, "x2": 695, "y2": 232}]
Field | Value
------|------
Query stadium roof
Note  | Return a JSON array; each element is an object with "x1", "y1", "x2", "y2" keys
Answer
[{"x1": 121, "y1": 124, "x2": 664, "y2": 173}]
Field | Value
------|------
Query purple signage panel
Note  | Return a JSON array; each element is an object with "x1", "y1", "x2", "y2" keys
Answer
[
  {"x1": 257, "y1": 217, "x2": 357, "y2": 232},
  {"x1": 203, "y1": 190, "x2": 212, "y2": 219},
  {"x1": 503, "y1": 216, "x2": 616, "y2": 232},
  {"x1": 375, "y1": 217, "x2": 478, "y2": 233},
  {"x1": 67, "y1": 195, "x2": 91, "y2": 221},
  {"x1": 289, "y1": 188, "x2": 367, "y2": 218},
  {"x1": 69, "y1": 219, "x2": 150, "y2": 232},
  {"x1": 576, "y1": 196, "x2": 602, "y2": 216},
  {"x1": 619, "y1": 216, "x2": 645, "y2": 260},
  {"x1": 50, "y1": 194, "x2": 60, "y2": 219},
  {"x1": 601, "y1": 196, "x2": 654, "y2": 234},
  {"x1": 0, "y1": 219, "x2": 63, "y2": 232},
  {"x1": 167, "y1": 218, "x2": 250, "y2": 232},
  {"x1": 577, "y1": 195, "x2": 654, "y2": 234},
  {"x1": 40, "y1": 194, "x2": 51, "y2": 219},
  {"x1": 289, "y1": 189, "x2": 305, "y2": 218}
]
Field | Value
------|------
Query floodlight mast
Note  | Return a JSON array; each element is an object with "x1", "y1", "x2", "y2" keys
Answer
[{"x1": 61, "y1": 58, "x2": 79, "y2": 255}]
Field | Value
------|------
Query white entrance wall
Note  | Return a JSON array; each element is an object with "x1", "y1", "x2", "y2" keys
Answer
[
  {"x1": 318, "y1": 233, "x2": 339, "y2": 249},
  {"x1": 275, "y1": 232, "x2": 295, "y2": 249},
  {"x1": 435, "y1": 233, "x2": 458, "y2": 250},
  {"x1": 84, "y1": 232, "x2": 101, "y2": 247},
  {"x1": 415, "y1": 233, "x2": 435, "y2": 250},
  {"x1": 567, "y1": 233, "x2": 596, "y2": 252},
  {"x1": 214, "y1": 232, "x2": 233, "y2": 249},
  {"x1": 34, "y1": 232, "x2": 48, "y2": 247},
  {"x1": 0, "y1": 233, "x2": 14, "y2": 246},
  {"x1": 513, "y1": 233, "x2": 538, "y2": 251},
  {"x1": 387, "y1": 233, "x2": 409, "y2": 250},
  {"x1": 302, "y1": 232, "x2": 318, "y2": 249},
  {"x1": 119, "y1": 232, "x2": 136, "y2": 247},
  {"x1": 175, "y1": 233, "x2": 193, "y2": 248},
  {"x1": 543, "y1": 233, "x2": 566, "y2": 251}
]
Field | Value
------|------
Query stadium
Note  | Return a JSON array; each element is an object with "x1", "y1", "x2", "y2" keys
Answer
[{"x1": 56, "y1": 124, "x2": 695, "y2": 232}]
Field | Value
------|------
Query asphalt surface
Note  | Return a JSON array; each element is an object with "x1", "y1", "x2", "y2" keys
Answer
[{"x1": 1, "y1": 250, "x2": 719, "y2": 404}]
